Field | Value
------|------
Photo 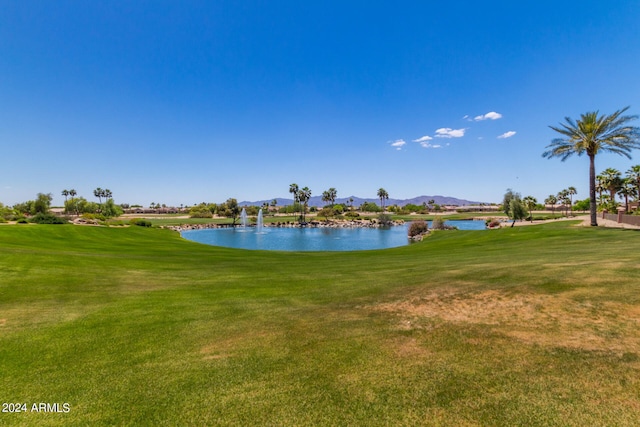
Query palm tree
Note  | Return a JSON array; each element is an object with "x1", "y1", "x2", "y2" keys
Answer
[
  {"x1": 618, "y1": 178, "x2": 637, "y2": 213},
  {"x1": 545, "y1": 195, "x2": 557, "y2": 216},
  {"x1": 543, "y1": 107, "x2": 640, "y2": 226},
  {"x1": 557, "y1": 189, "x2": 570, "y2": 217},
  {"x1": 600, "y1": 168, "x2": 623, "y2": 203},
  {"x1": 523, "y1": 196, "x2": 537, "y2": 222},
  {"x1": 298, "y1": 187, "x2": 312, "y2": 223},
  {"x1": 596, "y1": 174, "x2": 607, "y2": 209},
  {"x1": 626, "y1": 165, "x2": 640, "y2": 204},
  {"x1": 321, "y1": 188, "x2": 337, "y2": 208},
  {"x1": 598, "y1": 193, "x2": 611, "y2": 209},
  {"x1": 67, "y1": 189, "x2": 78, "y2": 216},
  {"x1": 327, "y1": 188, "x2": 337, "y2": 207},
  {"x1": 566, "y1": 186, "x2": 577, "y2": 216},
  {"x1": 94, "y1": 188, "x2": 104, "y2": 204},
  {"x1": 61, "y1": 189, "x2": 69, "y2": 202},
  {"x1": 377, "y1": 188, "x2": 389, "y2": 211},
  {"x1": 289, "y1": 183, "x2": 299, "y2": 219}
]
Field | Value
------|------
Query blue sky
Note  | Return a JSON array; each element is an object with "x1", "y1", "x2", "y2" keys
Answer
[{"x1": 2, "y1": 1, "x2": 640, "y2": 207}]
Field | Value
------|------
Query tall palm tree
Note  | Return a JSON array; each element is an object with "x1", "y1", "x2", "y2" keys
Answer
[
  {"x1": 94, "y1": 187, "x2": 104, "y2": 204},
  {"x1": 327, "y1": 188, "x2": 337, "y2": 207},
  {"x1": 289, "y1": 183, "x2": 299, "y2": 219},
  {"x1": 557, "y1": 189, "x2": 570, "y2": 217},
  {"x1": 595, "y1": 174, "x2": 607, "y2": 209},
  {"x1": 543, "y1": 107, "x2": 640, "y2": 226},
  {"x1": 61, "y1": 189, "x2": 69, "y2": 202},
  {"x1": 599, "y1": 168, "x2": 623, "y2": 203},
  {"x1": 298, "y1": 187, "x2": 312, "y2": 223},
  {"x1": 618, "y1": 178, "x2": 637, "y2": 213},
  {"x1": 598, "y1": 193, "x2": 611, "y2": 209},
  {"x1": 545, "y1": 195, "x2": 557, "y2": 216},
  {"x1": 523, "y1": 196, "x2": 537, "y2": 222},
  {"x1": 377, "y1": 188, "x2": 389, "y2": 211},
  {"x1": 566, "y1": 186, "x2": 577, "y2": 216},
  {"x1": 321, "y1": 188, "x2": 337, "y2": 208},
  {"x1": 626, "y1": 165, "x2": 640, "y2": 203}
]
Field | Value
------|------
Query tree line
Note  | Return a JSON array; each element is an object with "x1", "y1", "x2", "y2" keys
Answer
[{"x1": 0, "y1": 188, "x2": 123, "y2": 223}]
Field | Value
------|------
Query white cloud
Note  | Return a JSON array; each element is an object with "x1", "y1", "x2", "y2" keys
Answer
[
  {"x1": 498, "y1": 131, "x2": 517, "y2": 139},
  {"x1": 390, "y1": 139, "x2": 406, "y2": 150},
  {"x1": 421, "y1": 143, "x2": 442, "y2": 149},
  {"x1": 412, "y1": 135, "x2": 433, "y2": 143},
  {"x1": 474, "y1": 111, "x2": 503, "y2": 121},
  {"x1": 414, "y1": 136, "x2": 438, "y2": 148},
  {"x1": 435, "y1": 128, "x2": 466, "y2": 138}
]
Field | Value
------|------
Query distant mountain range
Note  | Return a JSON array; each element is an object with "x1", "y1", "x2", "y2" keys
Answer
[{"x1": 239, "y1": 195, "x2": 483, "y2": 208}]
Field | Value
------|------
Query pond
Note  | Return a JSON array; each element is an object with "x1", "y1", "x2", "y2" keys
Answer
[{"x1": 181, "y1": 220, "x2": 486, "y2": 252}]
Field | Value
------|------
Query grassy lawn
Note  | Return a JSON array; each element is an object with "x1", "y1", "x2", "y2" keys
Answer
[{"x1": 1, "y1": 222, "x2": 640, "y2": 425}]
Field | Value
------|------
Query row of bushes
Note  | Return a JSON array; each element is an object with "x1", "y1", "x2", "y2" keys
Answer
[{"x1": 3, "y1": 213, "x2": 153, "y2": 228}]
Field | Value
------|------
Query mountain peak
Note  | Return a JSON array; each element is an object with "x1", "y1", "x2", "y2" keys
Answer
[{"x1": 239, "y1": 195, "x2": 483, "y2": 208}]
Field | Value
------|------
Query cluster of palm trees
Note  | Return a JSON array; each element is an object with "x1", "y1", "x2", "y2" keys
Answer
[
  {"x1": 321, "y1": 188, "x2": 337, "y2": 207},
  {"x1": 62, "y1": 188, "x2": 113, "y2": 205},
  {"x1": 596, "y1": 166, "x2": 640, "y2": 213},
  {"x1": 287, "y1": 185, "x2": 390, "y2": 222},
  {"x1": 544, "y1": 106, "x2": 640, "y2": 226},
  {"x1": 93, "y1": 188, "x2": 113, "y2": 204},
  {"x1": 544, "y1": 187, "x2": 577, "y2": 217},
  {"x1": 288, "y1": 183, "x2": 312, "y2": 223},
  {"x1": 61, "y1": 189, "x2": 77, "y2": 201},
  {"x1": 60, "y1": 187, "x2": 116, "y2": 217},
  {"x1": 377, "y1": 188, "x2": 389, "y2": 210}
]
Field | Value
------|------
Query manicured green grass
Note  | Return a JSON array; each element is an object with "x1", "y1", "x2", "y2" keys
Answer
[{"x1": 1, "y1": 223, "x2": 640, "y2": 425}]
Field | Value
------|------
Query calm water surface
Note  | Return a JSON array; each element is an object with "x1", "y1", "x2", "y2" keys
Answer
[{"x1": 181, "y1": 220, "x2": 485, "y2": 252}]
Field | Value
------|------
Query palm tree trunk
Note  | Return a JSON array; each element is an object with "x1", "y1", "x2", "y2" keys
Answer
[
  {"x1": 589, "y1": 155, "x2": 598, "y2": 226},
  {"x1": 625, "y1": 195, "x2": 629, "y2": 213}
]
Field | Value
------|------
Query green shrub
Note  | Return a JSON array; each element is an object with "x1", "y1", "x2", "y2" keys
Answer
[
  {"x1": 408, "y1": 221, "x2": 428, "y2": 237},
  {"x1": 189, "y1": 210, "x2": 212, "y2": 218},
  {"x1": 29, "y1": 213, "x2": 68, "y2": 224},
  {"x1": 130, "y1": 218, "x2": 152, "y2": 227},
  {"x1": 82, "y1": 213, "x2": 107, "y2": 221},
  {"x1": 318, "y1": 207, "x2": 335, "y2": 220},
  {"x1": 431, "y1": 217, "x2": 458, "y2": 230},
  {"x1": 360, "y1": 202, "x2": 381, "y2": 212},
  {"x1": 377, "y1": 213, "x2": 392, "y2": 225},
  {"x1": 431, "y1": 217, "x2": 445, "y2": 230},
  {"x1": 344, "y1": 211, "x2": 360, "y2": 218}
]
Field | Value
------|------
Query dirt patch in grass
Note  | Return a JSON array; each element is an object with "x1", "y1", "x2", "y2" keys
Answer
[{"x1": 372, "y1": 288, "x2": 640, "y2": 354}]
